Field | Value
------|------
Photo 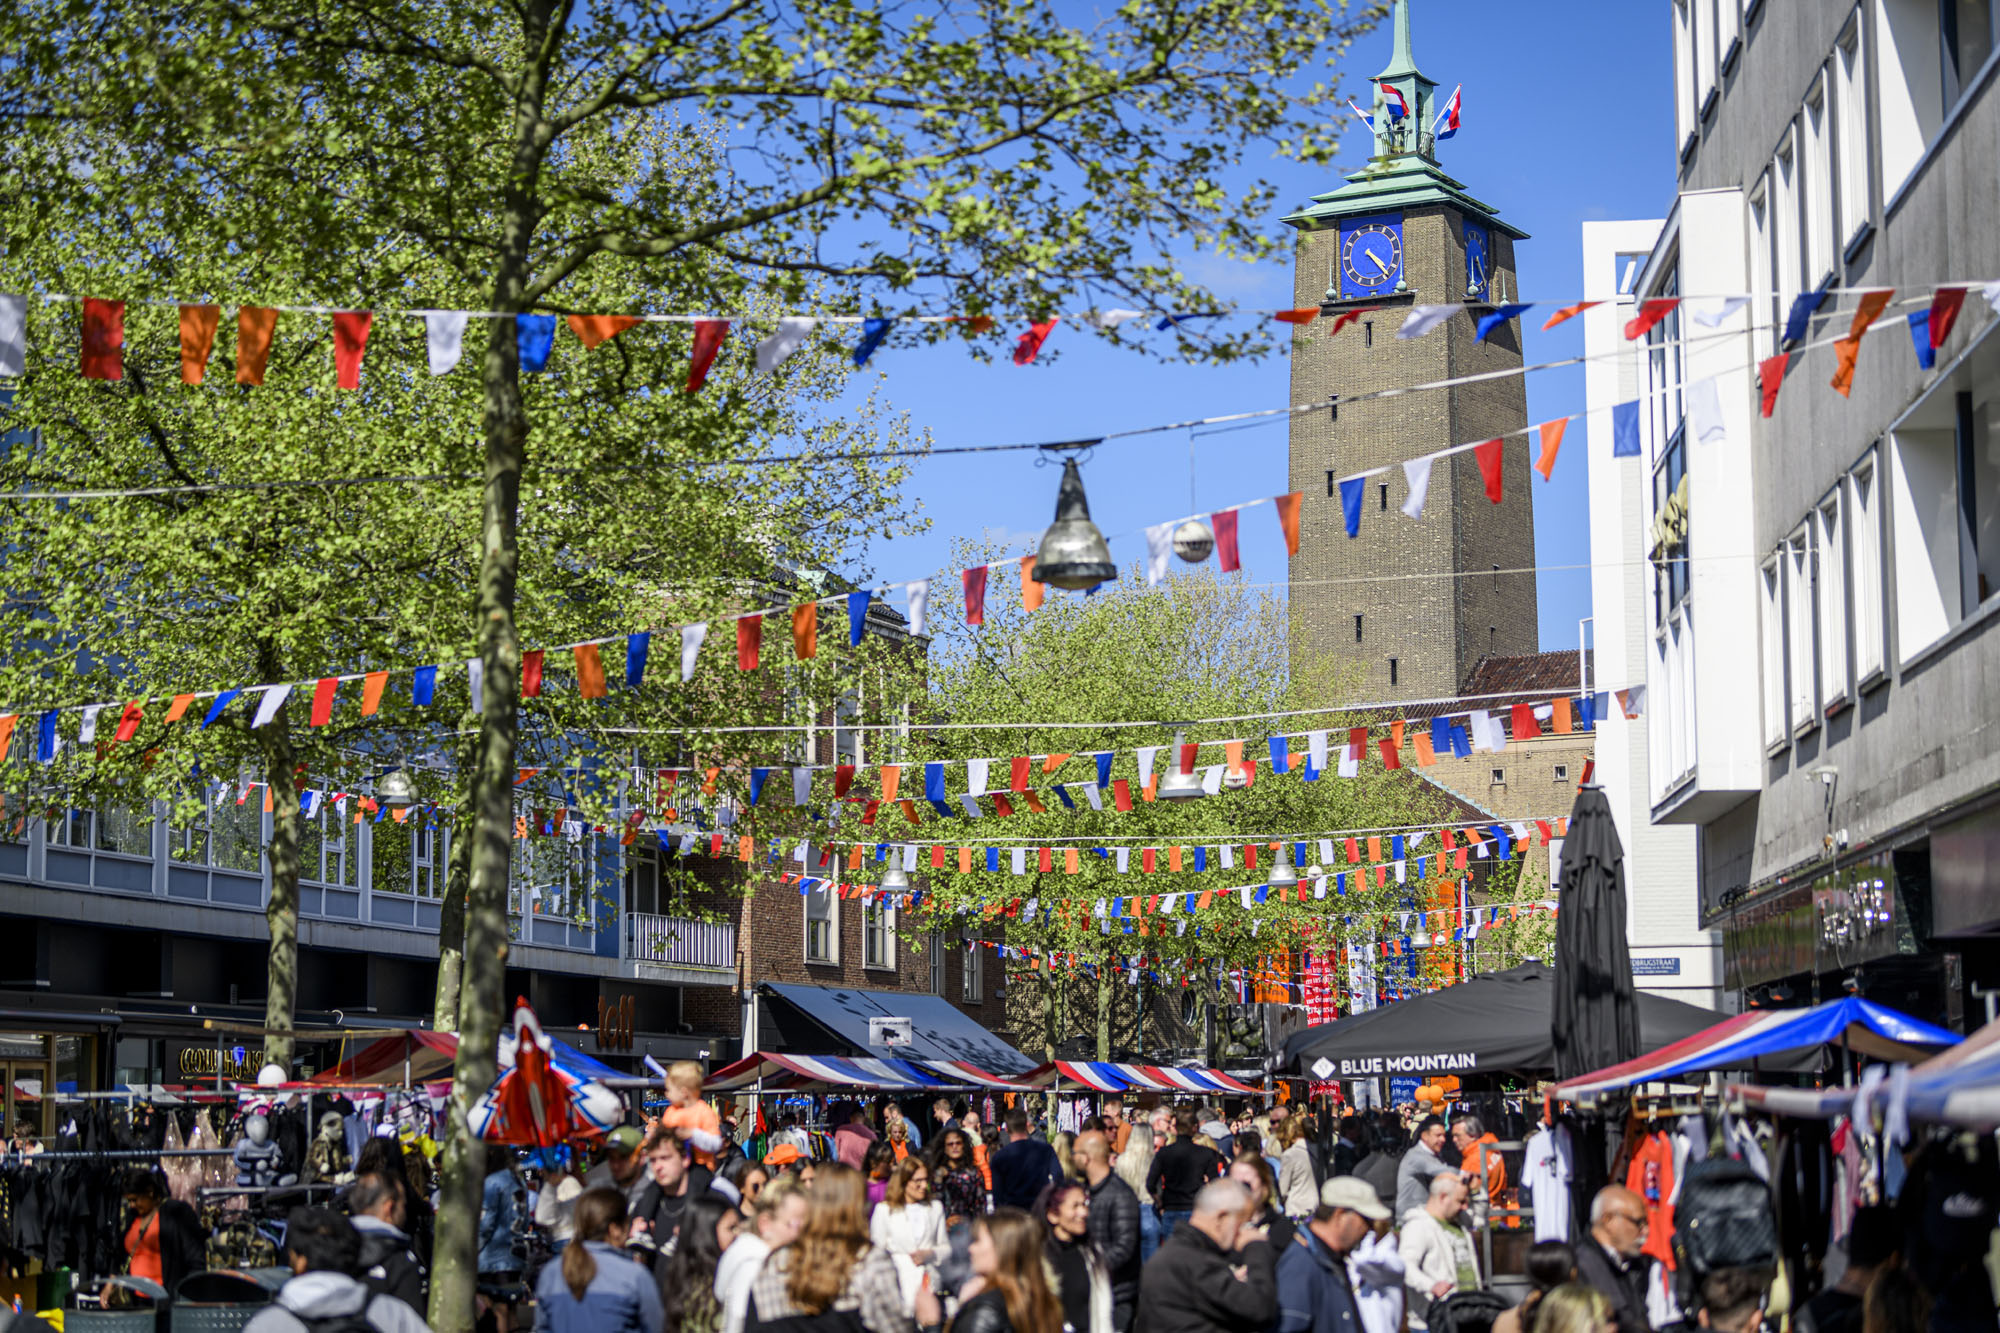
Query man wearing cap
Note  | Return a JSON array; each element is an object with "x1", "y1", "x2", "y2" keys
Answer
[
  {"x1": 585, "y1": 1126, "x2": 651, "y2": 1209},
  {"x1": 1275, "y1": 1178, "x2": 1387, "y2": 1333}
]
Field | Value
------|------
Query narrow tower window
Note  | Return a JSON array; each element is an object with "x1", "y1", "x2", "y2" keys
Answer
[
  {"x1": 1363, "y1": 321, "x2": 1374, "y2": 347},
  {"x1": 1389, "y1": 657, "x2": 1399, "y2": 685},
  {"x1": 1354, "y1": 614, "x2": 1364, "y2": 644},
  {"x1": 1379, "y1": 483, "x2": 1389, "y2": 511}
]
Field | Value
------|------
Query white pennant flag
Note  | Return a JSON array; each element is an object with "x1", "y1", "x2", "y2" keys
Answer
[
  {"x1": 1314, "y1": 877, "x2": 1327, "y2": 899},
  {"x1": 1308, "y1": 730, "x2": 1330, "y2": 772},
  {"x1": 1220, "y1": 845, "x2": 1234, "y2": 870},
  {"x1": 1081, "y1": 309, "x2": 1146, "y2": 330},
  {"x1": 424, "y1": 312, "x2": 468, "y2": 376},
  {"x1": 1135, "y1": 747, "x2": 1159, "y2": 786},
  {"x1": 1201, "y1": 765, "x2": 1224, "y2": 795},
  {"x1": 1144, "y1": 523, "x2": 1173, "y2": 585},
  {"x1": 467, "y1": 659, "x2": 484, "y2": 715},
  {"x1": 755, "y1": 317, "x2": 817, "y2": 373},
  {"x1": 967, "y1": 759, "x2": 990, "y2": 796},
  {"x1": 958, "y1": 793, "x2": 983, "y2": 819},
  {"x1": 1319, "y1": 839, "x2": 1336, "y2": 864},
  {"x1": 1691, "y1": 296, "x2": 1749, "y2": 329},
  {"x1": 251, "y1": 684, "x2": 292, "y2": 728},
  {"x1": 1394, "y1": 860, "x2": 1407, "y2": 883},
  {"x1": 1982, "y1": 280, "x2": 2000, "y2": 315},
  {"x1": 1012, "y1": 848, "x2": 1027, "y2": 875},
  {"x1": 680, "y1": 623, "x2": 707, "y2": 683},
  {"x1": 791, "y1": 768, "x2": 812, "y2": 807},
  {"x1": 0, "y1": 294, "x2": 25, "y2": 378},
  {"x1": 902, "y1": 843, "x2": 918, "y2": 871},
  {"x1": 1402, "y1": 456, "x2": 1434, "y2": 520},
  {"x1": 906, "y1": 580, "x2": 930, "y2": 638},
  {"x1": 1084, "y1": 782, "x2": 1103, "y2": 811},
  {"x1": 1686, "y1": 376, "x2": 1727, "y2": 445},
  {"x1": 78, "y1": 704, "x2": 103, "y2": 743},
  {"x1": 1399, "y1": 304, "x2": 1463, "y2": 340},
  {"x1": 1338, "y1": 748, "x2": 1359, "y2": 778},
  {"x1": 1115, "y1": 848, "x2": 1130, "y2": 873}
]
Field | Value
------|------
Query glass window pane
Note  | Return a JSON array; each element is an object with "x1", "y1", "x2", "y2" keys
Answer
[
  {"x1": 372, "y1": 822, "x2": 413, "y2": 895},
  {"x1": 212, "y1": 801, "x2": 263, "y2": 872}
]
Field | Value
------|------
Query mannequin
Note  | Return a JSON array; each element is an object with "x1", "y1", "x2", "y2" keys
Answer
[
  {"x1": 233, "y1": 1113, "x2": 293, "y2": 1188},
  {"x1": 305, "y1": 1112, "x2": 353, "y2": 1184}
]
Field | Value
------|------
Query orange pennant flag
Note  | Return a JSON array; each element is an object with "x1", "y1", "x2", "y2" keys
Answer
[
  {"x1": 1224, "y1": 740, "x2": 1244, "y2": 777},
  {"x1": 850, "y1": 844, "x2": 865, "y2": 871},
  {"x1": 960, "y1": 846, "x2": 974, "y2": 873},
  {"x1": 567, "y1": 314, "x2": 641, "y2": 349},
  {"x1": 178, "y1": 305, "x2": 220, "y2": 384},
  {"x1": 1541, "y1": 301, "x2": 1599, "y2": 331},
  {"x1": 791, "y1": 603, "x2": 818, "y2": 660},
  {"x1": 573, "y1": 644, "x2": 609, "y2": 698},
  {"x1": 738, "y1": 836, "x2": 754, "y2": 863},
  {"x1": 1273, "y1": 308, "x2": 1319, "y2": 325},
  {"x1": 1830, "y1": 290, "x2": 1894, "y2": 397},
  {"x1": 1551, "y1": 697, "x2": 1573, "y2": 734},
  {"x1": 880, "y1": 765, "x2": 901, "y2": 802},
  {"x1": 1534, "y1": 419, "x2": 1568, "y2": 481},
  {"x1": 236, "y1": 306, "x2": 278, "y2": 386},
  {"x1": 1065, "y1": 848, "x2": 1079, "y2": 874},
  {"x1": 163, "y1": 694, "x2": 196, "y2": 724},
  {"x1": 1391, "y1": 719, "x2": 1406, "y2": 752},
  {"x1": 1274, "y1": 492, "x2": 1303, "y2": 556},
  {"x1": 703, "y1": 767, "x2": 720, "y2": 795},
  {"x1": 1197, "y1": 891, "x2": 1214, "y2": 911},
  {"x1": 361, "y1": 671, "x2": 389, "y2": 717},
  {"x1": 1019, "y1": 554, "x2": 1044, "y2": 612},
  {"x1": 1021, "y1": 790, "x2": 1047, "y2": 813},
  {"x1": 1414, "y1": 732, "x2": 1437, "y2": 766},
  {"x1": 1042, "y1": 753, "x2": 1071, "y2": 774},
  {"x1": 1168, "y1": 846, "x2": 1183, "y2": 872}
]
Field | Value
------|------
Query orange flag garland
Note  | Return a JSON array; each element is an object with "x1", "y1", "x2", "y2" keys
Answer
[
  {"x1": 568, "y1": 314, "x2": 640, "y2": 349},
  {"x1": 237, "y1": 306, "x2": 278, "y2": 385},
  {"x1": 1274, "y1": 492, "x2": 1303, "y2": 555},
  {"x1": 178, "y1": 305, "x2": 219, "y2": 384},
  {"x1": 1830, "y1": 290, "x2": 1894, "y2": 397},
  {"x1": 1534, "y1": 419, "x2": 1568, "y2": 481}
]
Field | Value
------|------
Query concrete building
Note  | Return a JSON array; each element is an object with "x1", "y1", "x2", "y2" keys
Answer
[
  {"x1": 1283, "y1": 0, "x2": 1538, "y2": 702},
  {"x1": 1580, "y1": 220, "x2": 1721, "y2": 1006},
  {"x1": 1627, "y1": 0, "x2": 2000, "y2": 1022}
]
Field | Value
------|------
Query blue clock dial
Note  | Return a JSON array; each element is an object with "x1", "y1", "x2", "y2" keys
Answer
[
  {"x1": 1338, "y1": 217, "x2": 1404, "y2": 300},
  {"x1": 1464, "y1": 224, "x2": 1491, "y2": 297}
]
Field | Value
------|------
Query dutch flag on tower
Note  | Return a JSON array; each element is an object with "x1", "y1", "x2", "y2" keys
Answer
[
  {"x1": 1380, "y1": 83, "x2": 1410, "y2": 120},
  {"x1": 1434, "y1": 84, "x2": 1463, "y2": 139}
]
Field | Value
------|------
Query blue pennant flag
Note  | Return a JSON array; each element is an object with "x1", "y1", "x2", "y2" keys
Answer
[
  {"x1": 1416, "y1": 856, "x2": 1428, "y2": 877},
  {"x1": 1430, "y1": 716, "x2": 1451, "y2": 754},
  {"x1": 848, "y1": 591, "x2": 872, "y2": 647},
  {"x1": 202, "y1": 689, "x2": 242, "y2": 730},
  {"x1": 929, "y1": 799, "x2": 954, "y2": 818},
  {"x1": 1155, "y1": 312, "x2": 1224, "y2": 332},
  {"x1": 1475, "y1": 304, "x2": 1533, "y2": 342},
  {"x1": 1254, "y1": 885, "x2": 1269, "y2": 903},
  {"x1": 749, "y1": 768, "x2": 770, "y2": 805},
  {"x1": 517, "y1": 314, "x2": 557, "y2": 372},
  {"x1": 1783, "y1": 278, "x2": 1832, "y2": 346},
  {"x1": 1302, "y1": 761, "x2": 1321, "y2": 782},
  {"x1": 1336, "y1": 873, "x2": 1347, "y2": 895},
  {"x1": 1450, "y1": 725, "x2": 1472, "y2": 758},
  {"x1": 1340, "y1": 476, "x2": 1366, "y2": 537},
  {"x1": 875, "y1": 843, "x2": 889, "y2": 861},
  {"x1": 1492, "y1": 824, "x2": 1513, "y2": 859},
  {"x1": 987, "y1": 847, "x2": 1001, "y2": 872},
  {"x1": 1294, "y1": 841, "x2": 1308, "y2": 868},
  {"x1": 1391, "y1": 834, "x2": 1405, "y2": 860},
  {"x1": 1612, "y1": 400, "x2": 1640, "y2": 457},
  {"x1": 36, "y1": 712, "x2": 56, "y2": 762},
  {"x1": 1194, "y1": 847, "x2": 1208, "y2": 872},
  {"x1": 625, "y1": 632, "x2": 650, "y2": 687},
  {"x1": 1054, "y1": 785, "x2": 1076, "y2": 810},
  {"x1": 1095, "y1": 752, "x2": 1114, "y2": 787},
  {"x1": 854, "y1": 317, "x2": 893, "y2": 367},
  {"x1": 412, "y1": 666, "x2": 437, "y2": 706},
  {"x1": 925, "y1": 762, "x2": 946, "y2": 801},
  {"x1": 1908, "y1": 310, "x2": 1937, "y2": 370}
]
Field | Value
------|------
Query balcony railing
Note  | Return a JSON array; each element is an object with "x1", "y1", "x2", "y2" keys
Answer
[{"x1": 631, "y1": 913, "x2": 736, "y2": 971}]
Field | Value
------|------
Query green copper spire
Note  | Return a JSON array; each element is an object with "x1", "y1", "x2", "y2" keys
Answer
[{"x1": 1377, "y1": 0, "x2": 1422, "y2": 81}]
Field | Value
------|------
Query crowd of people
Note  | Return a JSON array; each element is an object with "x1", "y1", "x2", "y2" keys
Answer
[{"x1": 148, "y1": 1069, "x2": 1978, "y2": 1333}]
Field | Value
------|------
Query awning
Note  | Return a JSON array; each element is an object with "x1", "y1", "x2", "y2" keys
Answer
[
  {"x1": 1555, "y1": 996, "x2": 1960, "y2": 1101},
  {"x1": 1283, "y1": 962, "x2": 1723, "y2": 1080},
  {"x1": 309, "y1": 1030, "x2": 621, "y2": 1087},
  {"x1": 758, "y1": 982, "x2": 1034, "y2": 1074},
  {"x1": 1732, "y1": 1014, "x2": 2000, "y2": 1127},
  {"x1": 706, "y1": 1051, "x2": 1038, "y2": 1093},
  {"x1": 1022, "y1": 1061, "x2": 1263, "y2": 1096}
]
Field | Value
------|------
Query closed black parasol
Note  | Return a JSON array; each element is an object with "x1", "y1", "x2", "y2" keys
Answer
[{"x1": 1552, "y1": 786, "x2": 1642, "y2": 1082}]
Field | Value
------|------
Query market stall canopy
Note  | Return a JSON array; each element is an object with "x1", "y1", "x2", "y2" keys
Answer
[
  {"x1": 1021, "y1": 1061, "x2": 1262, "y2": 1095},
  {"x1": 706, "y1": 1051, "x2": 1039, "y2": 1093},
  {"x1": 310, "y1": 1030, "x2": 622, "y2": 1086},
  {"x1": 1732, "y1": 1013, "x2": 2000, "y2": 1126},
  {"x1": 1555, "y1": 995, "x2": 1959, "y2": 1101},
  {"x1": 758, "y1": 981, "x2": 1034, "y2": 1073},
  {"x1": 1281, "y1": 962, "x2": 1723, "y2": 1080}
]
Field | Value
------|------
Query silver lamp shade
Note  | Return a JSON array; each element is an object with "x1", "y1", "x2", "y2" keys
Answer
[
  {"x1": 1032, "y1": 459, "x2": 1116, "y2": 590},
  {"x1": 1157, "y1": 730, "x2": 1205, "y2": 802},
  {"x1": 376, "y1": 767, "x2": 417, "y2": 808},
  {"x1": 1172, "y1": 519, "x2": 1214, "y2": 564},
  {"x1": 879, "y1": 861, "x2": 911, "y2": 892},
  {"x1": 1267, "y1": 856, "x2": 1299, "y2": 891}
]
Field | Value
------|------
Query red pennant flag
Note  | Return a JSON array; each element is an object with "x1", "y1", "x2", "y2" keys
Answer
[
  {"x1": 237, "y1": 306, "x2": 278, "y2": 385},
  {"x1": 1347, "y1": 726, "x2": 1368, "y2": 761},
  {"x1": 1830, "y1": 290, "x2": 1894, "y2": 397},
  {"x1": 1142, "y1": 848, "x2": 1156, "y2": 873},
  {"x1": 310, "y1": 678, "x2": 338, "y2": 726},
  {"x1": 686, "y1": 319, "x2": 729, "y2": 392},
  {"x1": 1179, "y1": 743, "x2": 1198, "y2": 774},
  {"x1": 1541, "y1": 301, "x2": 1600, "y2": 331},
  {"x1": 332, "y1": 311, "x2": 373, "y2": 389},
  {"x1": 1039, "y1": 847, "x2": 1054, "y2": 873},
  {"x1": 1536, "y1": 819, "x2": 1554, "y2": 842},
  {"x1": 81, "y1": 299, "x2": 124, "y2": 381},
  {"x1": 1473, "y1": 438, "x2": 1505, "y2": 504},
  {"x1": 1012, "y1": 318, "x2": 1058, "y2": 365},
  {"x1": 1534, "y1": 419, "x2": 1568, "y2": 481},
  {"x1": 1212, "y1": 509, "x2": 1241, "y2": 572},
  {"x1": 860, "y1": 800, "x2": 880, "y2": 826},
  {"x1": 834, "y1": 765, "x2": 855, "y2": 797},
  {"x1": 1759, "y1": 353, "x2": 1791, "y2": 418},
  {"x1": 1378, "y1": 738, "x2": 1401, "y2": 770},
  {"x1": 1441, "y1": 828, "x2": 1457, "y2": 850},
  {"x1": 1010, "y1": 756, "x2": 1031, "y2": 792},
  {"x1": 1344, "y1": 837, "x2": 1361, "y2": 863},
  {"x1": 1623, "y1": 297, "x2": 1680, "y2": 341},
  {"x1": 1244, "y1": 844, "x2": 1258, "y2": 869},
  {"x1": 521, "y1": 651, "x2": 544, "y2": 698},
  {"x1": 1274, "y1": 492, "x2": 1303, "y2": 556},
  {"x1": 1929, "y1": 287, "x2": 1968, "y2": 349},
  {"x1": 573, "y1": 644, "x2": 609, "y2": 698},
  {"x1": 113, "y1": 701, "x2": 144, "y2": 743},
  {"x1": 1112, "y1": 779, "x2": 1133, "y2": 812},
  {"x1": 1274, "y1": 308, "x2": 1319, "y2": 325},
  {"x1": 1512, "y1": 702, "x2": 1541, "y2": 739},
  {"x1": 1330, "y1": 306, "x2": 1381, "y2": 336},
  {"x1": 991, "y1": 793, "x2": 1014, "y2": 817},
  {"x1": 736, "y1": 616, "x2": 762, "y2": 671},
  {"x1": 179, "y1": 305, "x2": 219, "y2": 384},
  {"x1": 963, "y1": 566, "x2": 988, "y2": 626},
  {"x1": 567, "y1": 314, "x2": 640, "y2": 349}
]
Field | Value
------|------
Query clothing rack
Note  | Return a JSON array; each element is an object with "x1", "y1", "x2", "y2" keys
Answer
[{"x1": 11, "y1": 1147, "x2": 240, "y2": 1161}]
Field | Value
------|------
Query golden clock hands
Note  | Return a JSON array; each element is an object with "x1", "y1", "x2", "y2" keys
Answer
[{"x1": 1367, "y1": 249, "x2": 1393, "y2": 278}]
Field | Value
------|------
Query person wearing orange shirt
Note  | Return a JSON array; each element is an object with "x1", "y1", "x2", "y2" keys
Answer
[
  {"x1": 657, "y1": 1059, "x2": 724, "y2": 1190},
  {"x1": 1452, "y1": 1114, "x2": 1507, "y2": 1195}
]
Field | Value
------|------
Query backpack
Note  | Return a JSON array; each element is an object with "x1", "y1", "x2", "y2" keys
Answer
[
  {"x1": 296, "y1": 1312, "x2": 376, "y2": 1333},
  {"x1": 1428, "y1": 1290, "x2": 1511, "y2": 1333},
  {"x1": 1672, "y1": 1156, "x2": 1778, "y2": 1281}
]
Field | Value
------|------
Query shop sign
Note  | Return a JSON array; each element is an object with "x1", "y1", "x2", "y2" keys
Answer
[
  {"x1": 1337, "y1": 1051, "x2": 1477, "y2": 1076},
  {"x1": 169, "y1": 1041, "x2": 265, "y2": 1082},
  {"x1": 1813, "y1": 856, "x2": 1906, "y2": 971},
  {"x1": 1722, "y1": 886, "x2": 1814, "y2": 991}
]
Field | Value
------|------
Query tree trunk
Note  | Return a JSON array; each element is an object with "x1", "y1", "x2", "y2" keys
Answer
[
  {"x1": 432, "y1": 713, "x2": 481, "y2": 1032},
  {"x1": 1096, "y1": 964, "x2": 1112, "y2": 1060},
  {"x1": 260, "y1": 716, "x2": 301, "y2": 1072}
]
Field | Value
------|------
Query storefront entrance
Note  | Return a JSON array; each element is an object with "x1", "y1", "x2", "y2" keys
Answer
[{"x1": 0, "y1": 1031, "x2": 94, "y2": 1137}]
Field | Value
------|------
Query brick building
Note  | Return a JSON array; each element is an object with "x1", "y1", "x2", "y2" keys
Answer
[{"x1": 1283, "y1": 0, "x2": 1538, "y2": 702}]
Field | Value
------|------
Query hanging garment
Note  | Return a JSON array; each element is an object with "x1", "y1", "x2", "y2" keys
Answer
[
  {"x1": 1625, "y1": 1131, "x2": 1677, "y2": 1269},
  {"x1": 1521, "y1": 1123, "x2": 1573, "y2": 1242}
]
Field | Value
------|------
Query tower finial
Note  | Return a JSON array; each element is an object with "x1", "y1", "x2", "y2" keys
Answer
[{"x1": 1377, "y1": 0, "x2": 1421, "y2": 80}]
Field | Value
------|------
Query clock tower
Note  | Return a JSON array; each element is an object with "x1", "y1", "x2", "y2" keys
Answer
[{"x1": 1284, "y1": 0, "x2": 1536, "y2": 703}]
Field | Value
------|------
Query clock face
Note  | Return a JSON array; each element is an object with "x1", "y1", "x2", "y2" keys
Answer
[
  {"x1": 1464, "y1": 224, "x2": 1490, "y2": 297},
  {"x1": 1338, "y1": 215, "x2": 1404, "y2": 300}
]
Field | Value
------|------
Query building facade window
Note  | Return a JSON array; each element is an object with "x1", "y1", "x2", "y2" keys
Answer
[
  {"x1": 1760, "y1": 556, "x2": 1787, "y2": 749},
  {"x1": 929, "y1": 932, "x2": 946, "y2": 994},
  {"x1": 1354, "y1": 614, "x2": 1364, "y2": 643},
  {"x1": 1891, "y1": 368, "x2": 2000, "y2": 661},
  {"x1": 1772, "y1": 129, "x2": 1802, "y2": 320},
  {"x1": 1877, "y1": 0, "x2": 1997, "y2": 194},
  {"x1": 1802, "y1": 77, "x2": 1835, "y2": 283},
  {"x1": 1833, "y1": 16, "x2": 1871, "y2": 246},
  {"x1": 863, "y1": 899, "x2": 895, "y2": 970},
  {"x1": 1849, "y1": 449, "x2": 1887, "y2": 682},
  {"x1": 805, "y1": 878, "x2": 837, "y2": 963},
  {"x1": 1674, "y1": 0, "x2": 1699, "y2": 154},
  {"x1": 1748, "y1": 176, "x2": 1774, "y2": 357},
  {"x1": 1554, "y1": 764, "x2": 1569, "y2": 782},
  {"x1": 1816, "y1": 492, "x2": 1851, "y2": 707},
  {"x1": 961, "y1": 937, "x2": 983, "y2": 1002},
  {"x1": 1388, "y1": 657, "x2": 1399, "y2": 686},
  {"x1": 1785, "y1": 529, "x2": 1818, "y2": 733}
]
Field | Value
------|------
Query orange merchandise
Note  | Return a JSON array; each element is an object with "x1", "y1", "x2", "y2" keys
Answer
[{"x1": 1625, "y1": 1132, "x2": 1676, "y2": 1268}]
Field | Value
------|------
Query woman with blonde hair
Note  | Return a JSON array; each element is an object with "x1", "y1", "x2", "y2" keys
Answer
[
  {"x1": 746, "y1": 1163, "x2": 935, "y2": 1333},
  {"x1": 870, "y1": 1156, "x2": 949, "y2": 1314},
  {"x1": 1530, "y1": 1283, "x2": 1614, "y2": 1333},
  {"x1": 1113, "y1": 1122, "x2": 1159, "y2": 1261},
  {"x1": 1272, "y1": 1116, "x2": 1318, "y2": 1221},
  {"x1": 948, "y1": 1208, "x2": 1063, "y2": 1333}
]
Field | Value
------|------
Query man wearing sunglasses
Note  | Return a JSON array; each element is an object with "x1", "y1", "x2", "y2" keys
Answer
[{"x1": 1574, "y1": 1185, "x2": 1665, "y2": 1333}]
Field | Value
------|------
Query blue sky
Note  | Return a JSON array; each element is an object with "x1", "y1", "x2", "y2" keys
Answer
[{"x1": 845, "y1": 1, "x2": 1672, "y2": 654}]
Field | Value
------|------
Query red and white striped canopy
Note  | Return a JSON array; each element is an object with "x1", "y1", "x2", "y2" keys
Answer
[
  {"x1": 705, "y1": 1052, "x2": 1037, "y2": 1093},
  {"x1": 1022, "y1": 1061, "x2": 1263, "y2": 1096}
]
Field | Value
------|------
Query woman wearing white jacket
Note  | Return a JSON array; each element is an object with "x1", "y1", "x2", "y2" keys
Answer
[
  {"x1": 869, "y1": 1156, "x2": 949, "y2": 1313},
  {"x1": 1398, "y1": 1172, "x2": 1479, "y2": 1331},
  {"x1": 1275, "y1": 1116, "x2": 1319, "y2": 1220}
]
